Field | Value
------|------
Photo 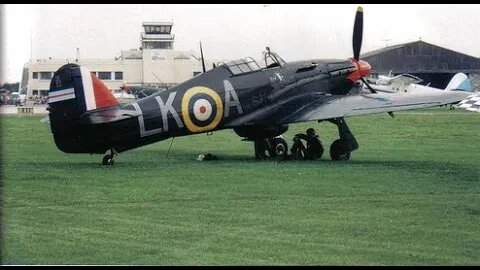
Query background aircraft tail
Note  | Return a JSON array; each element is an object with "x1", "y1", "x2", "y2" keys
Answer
[
  {"x1": 445, "y1": 73, "x2": 473, "y2": 92},
  {"x1": 48, "y1": 64, "x2": 119, "y2": 153}
]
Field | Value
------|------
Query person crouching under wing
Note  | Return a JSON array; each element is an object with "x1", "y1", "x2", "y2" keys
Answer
[{"x1": 290, "y1": 128, "x2": 324, "y2": 160}]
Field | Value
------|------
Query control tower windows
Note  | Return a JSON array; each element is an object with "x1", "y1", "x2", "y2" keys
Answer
[
  {"x1": 144, "y1": 42, "x2": 172, "y2": 50},
  {"x1": 144, "y1": 25, "x2": 172, "y2": 35}
]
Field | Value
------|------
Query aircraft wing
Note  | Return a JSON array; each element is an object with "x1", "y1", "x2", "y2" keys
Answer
[{"x1": 277, "y1": 89, "x2": 472, "y2": 124}]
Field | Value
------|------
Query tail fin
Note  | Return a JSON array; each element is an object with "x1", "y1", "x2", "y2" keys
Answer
[
  {"x1": 48, "y1": 63, "x2": 118, "y2": 116},
  {"x1": 445, "y1": 73, "x2": 473, "y2": 92},
  {"x1": 48, "y1": 64, "x2": 119, "y2": 153}
]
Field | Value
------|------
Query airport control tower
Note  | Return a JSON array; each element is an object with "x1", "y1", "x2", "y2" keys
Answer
[
  {"x1": 141, "y1": 22, "x2": 199, "y2": 86},
  {"x1": 141, "y1": 22, "x2": 175, "y2": 50}
]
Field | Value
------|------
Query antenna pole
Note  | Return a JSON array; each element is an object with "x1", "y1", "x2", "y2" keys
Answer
[
  {"x1": 165, "y1": 137, "x2": 175, "y2": 158},
  {"x1": 199, "y1": 41, "x2": 206, "y2": 73},
  {"x1": 152, "y1": 72, "x2": 169, "y2": 90}
]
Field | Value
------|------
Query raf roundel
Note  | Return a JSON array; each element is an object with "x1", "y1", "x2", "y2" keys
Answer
[
  {"x1": 193, "y1": 99, "x2": 213, "y2": 121},
  {"x1": 181, "y1": 86, "x2": 223, "y2": 133}
]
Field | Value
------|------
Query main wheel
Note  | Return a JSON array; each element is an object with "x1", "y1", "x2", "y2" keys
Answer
[
  {"x1": 330, "y1": 139, "x2": 350, "y2": 161},
  {"x1": 271, "y1": 137, "x2": 288, "y2": 159}
]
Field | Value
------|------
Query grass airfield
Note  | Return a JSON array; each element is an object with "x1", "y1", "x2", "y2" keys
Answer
[{"x1": 1, "y1": 108, "x2": 479, "y2": 265}]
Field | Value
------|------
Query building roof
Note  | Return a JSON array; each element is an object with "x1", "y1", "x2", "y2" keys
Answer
[
  {"x1": 360, "y1": 42, "x2": 413, "y2": 58},
  {"x1": 361, "y1": 40, "x2": 479, "y2": 60},
  {"x1": 142, "y1": 22, "x2": 173, "y2": 26},
  {"x1": 360, "y1": 40, "x2": 480, "y2": 73}
]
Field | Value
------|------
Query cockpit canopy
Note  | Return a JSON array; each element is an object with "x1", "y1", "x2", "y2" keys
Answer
[
  {"x1": 223, "y1": 47, "x2": 286, "y2": 75},
  {"x1": 225, "y1": 57, "x2": 261, "y2": 75}
]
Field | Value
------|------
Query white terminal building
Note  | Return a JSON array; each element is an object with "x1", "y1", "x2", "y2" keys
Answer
[{"x1": 20, "y1": 22, "x2": 211, "y2": 98}]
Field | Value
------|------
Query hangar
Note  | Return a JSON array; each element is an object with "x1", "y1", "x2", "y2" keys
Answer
[{"x1": 362, "y1": 40, "x2": 480, "y2": 91}]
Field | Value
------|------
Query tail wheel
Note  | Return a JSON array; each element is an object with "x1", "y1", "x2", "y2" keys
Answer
[
  {"x1": 330, "y1": 139, "x2": 351, "y2": 161},
  {"x1": 102, "y1": 154, "x2": 115, "y2": 166},
  {"x1": 272, "y1": 137, "x2": 288, "y2": 159}
]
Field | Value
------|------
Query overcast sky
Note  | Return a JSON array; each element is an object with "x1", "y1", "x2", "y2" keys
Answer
[{"x1": 3, "y1": 4, "x2": 480, "y2": 84}]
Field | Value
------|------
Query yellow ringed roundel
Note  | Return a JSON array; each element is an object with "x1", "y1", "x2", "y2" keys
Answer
[{"x1": 181, "y1": 86, "x2": 223, "y2": 133}]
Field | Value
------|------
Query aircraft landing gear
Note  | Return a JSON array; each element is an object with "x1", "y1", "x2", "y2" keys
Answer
[
  {"x1": 254, "y1": 136, "x2": 288, "y2": 160},
  {"x1": 102, "y1": 149, "x2": 116, "y2": 166},
  {"x1": 326, "y1": 118, "x2": 359, "y2": 161}
]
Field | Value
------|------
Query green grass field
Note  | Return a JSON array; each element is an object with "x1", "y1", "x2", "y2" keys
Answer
[{"x1": 1, "y1": 108, "x2": 480, "y2": 265}]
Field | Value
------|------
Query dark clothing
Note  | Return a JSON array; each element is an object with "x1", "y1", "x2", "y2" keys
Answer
[{"x1": 290, "y1": 133, "x2": 324, "y2": 160}]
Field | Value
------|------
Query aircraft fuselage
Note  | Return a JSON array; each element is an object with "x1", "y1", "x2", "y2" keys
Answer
[{"x1": 51, "y1": 59, "x2": 357, "y2": 154}]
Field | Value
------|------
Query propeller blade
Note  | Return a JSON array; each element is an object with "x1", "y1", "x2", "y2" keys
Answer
[
  {"x1": 352, "y1": 6, "x2": 363, "y2": 61},
  {"x1": 361, "y1": 77, "x2": 377, "y2": 94},
  {"x1": 199, "y1": 41, "x2": 206, "y2": 73}
]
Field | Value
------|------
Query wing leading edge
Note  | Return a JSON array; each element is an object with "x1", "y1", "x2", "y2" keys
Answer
[{"x1": 284, "y1": 89, "x2": 472, "y2": 124}]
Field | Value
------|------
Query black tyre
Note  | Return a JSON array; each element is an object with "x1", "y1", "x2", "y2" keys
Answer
[
  {"x1": 272, "y1": 137, "x2": 288, "y2": 159},
  {"x1": 329, "y1": 139, "x2": 350, "y2": 161}
]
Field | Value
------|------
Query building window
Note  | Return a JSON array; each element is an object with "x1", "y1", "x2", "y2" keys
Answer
[
  {"x1": 40, "y1": 72, "x2": 52, "y2": 80},
  {"x1": 145, "y1": 42, "x2": 172, "y2": 49},
  {"x1": 32, "y1": 90, "x2": 38, "y2": 96},
  {"x1": 193, "y1": 71, "x2": 201, "y2": 76},
  {"x1": 91, "y1": 71, "x2": 97, "y2": 77},
  {"x1": 98, "y1": 72, "x2": 112, "y2": 80},
  {"x1": 115, "y1": 72, "x2": 123, "y2": 80},
  {"x1": 32, "y1": 72, "x2": 38, "y2": 79}
]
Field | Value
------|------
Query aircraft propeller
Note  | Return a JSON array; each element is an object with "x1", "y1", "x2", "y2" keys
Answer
[
  {"x1": 351, "y1": 7, "x2": 376, "y2": 94},
  {"x1": 352, "y1": 7, "x2": 363, "y2": 61}
]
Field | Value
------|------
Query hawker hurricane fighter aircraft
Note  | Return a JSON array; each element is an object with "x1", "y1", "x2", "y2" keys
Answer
[{"x1": 47, "y1": 7, "x2": 474, "y2": 165}]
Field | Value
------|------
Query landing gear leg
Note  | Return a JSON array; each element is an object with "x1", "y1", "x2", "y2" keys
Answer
[
  {"x1": 327, "y1": 118, "x2": 359, "y2": 161},
  {"x1": 102, "y1": 149, "x2": 115, "y2": 166},
  {"x1": 254, "y1": 138, "x2": 270, "y2": 159}
]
